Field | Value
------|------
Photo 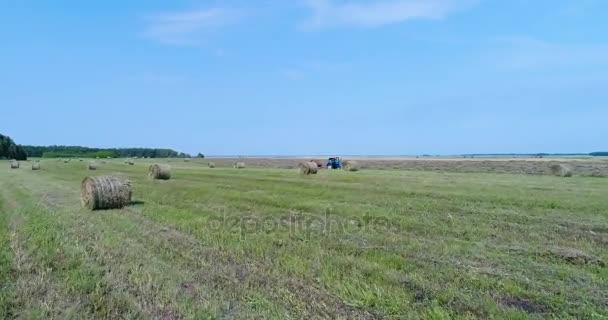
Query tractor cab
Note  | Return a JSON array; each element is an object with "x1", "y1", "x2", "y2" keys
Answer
[{"x1": 327, "y1": 157, "x2": 343, "y2": 169}]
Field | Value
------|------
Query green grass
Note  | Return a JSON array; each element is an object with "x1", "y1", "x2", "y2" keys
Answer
[{"x1": 0, "y1": 159, "x2": 606, "y2": 319}]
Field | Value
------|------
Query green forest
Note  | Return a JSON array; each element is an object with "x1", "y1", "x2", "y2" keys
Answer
[
  {"x1": 0, "y1": 134, "x2": 28, "y2": 160},
  {"x1": 21, "y1": 146, "x2": 190, "y2": 159},
  {"x1": 1, "y1": 133, "x2": 193, "y2": 159}
]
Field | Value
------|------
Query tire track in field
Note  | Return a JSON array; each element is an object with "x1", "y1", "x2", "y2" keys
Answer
[
  {"x1": 0, "y1": 179, "x2": 93, "y2": 319},
  {"x1": 22, "y1": 169, "x2": 381, "y2": 319},
  {"x1": 12, "y1": 171, "x2": 268, "y2": 319},
  {"x1": 121, "y1": 206, "x2": 381, "y2": 320}
]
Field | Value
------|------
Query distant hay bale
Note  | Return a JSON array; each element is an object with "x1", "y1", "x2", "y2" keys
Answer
[
  {"x1": 31, "y1": 162, "x2": 41, "y2": 170},
  {"x1": 127, "y1": 160, "x2": 135, "y2": 165},
  {"x1": 81, "y1": 175, "x2": 132, "y2": 210},
  {"x1": 208, "y1": 162, "x2": 216, "y2": 168},
  {"x1": 234, "y1": 162, "x2": 245, "y2": 169},
  {"x1": 298, "y1": 162, "x2": 318, "y2": 175},
  {"x1": 88, "y1": 162, "x2": 98, "y2": 170},
  {"x1": 10, "y1": 161, "x2": 19, "y2": 169},
  {"x1": 550, "y1": 164, "x2": 572, "y2": 177},
  {"x1": 149, "y1": 164, "x2": 171, "y2": 180},
  {"x1": 184, "y1": 158, "x2": 190, "y2": 162},
  {"x1": 79, "y1": 158, "x2": 83, "y2": 162},
  {"x1": 343, "y1": 160, "x2": 359, "y2": 172},
  {"x1": 63, "y1": 159, "x2": 69, "y2": 163}
]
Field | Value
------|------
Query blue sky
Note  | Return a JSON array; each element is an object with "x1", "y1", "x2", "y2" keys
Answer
[{"x1": 1, "y1": 0, "x2": 607, "y2": 155}]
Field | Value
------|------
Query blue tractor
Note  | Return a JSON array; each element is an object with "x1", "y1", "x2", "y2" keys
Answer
[{"x1": 327, "y1": 157, "x2": 343, "y2": 169}]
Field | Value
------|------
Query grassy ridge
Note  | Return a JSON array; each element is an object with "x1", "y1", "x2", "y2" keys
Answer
[{"x1": 0, "y1": 159, "x2": 606, "y2": 319}]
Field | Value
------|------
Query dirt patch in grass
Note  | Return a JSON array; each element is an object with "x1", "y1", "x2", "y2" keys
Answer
[
  {"x1": 549, "y1": 248, "x2": 605, "y2": 267},
  {"x1": 497, "y1": 296, "x2": 547, "y2": 314},
  {"x1": 400, "y1": 279, "x2": 433, "y2": 303}
]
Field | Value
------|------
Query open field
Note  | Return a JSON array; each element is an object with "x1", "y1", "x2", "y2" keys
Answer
[
  {"x1": 207, "y1": 157, "x2": 608, "y2": 177},
  {"x1": 0, "y1": 158, "x2": 607, "y2": 319}
]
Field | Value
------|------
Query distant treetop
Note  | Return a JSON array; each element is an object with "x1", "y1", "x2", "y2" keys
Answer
[{"x1": 0, "y1": 133, "x2": 27, "y2": 160}]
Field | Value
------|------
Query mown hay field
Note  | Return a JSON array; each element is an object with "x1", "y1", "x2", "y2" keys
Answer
[{"x1": 0, "y1": 158, "x2": 606, "y2": 319}]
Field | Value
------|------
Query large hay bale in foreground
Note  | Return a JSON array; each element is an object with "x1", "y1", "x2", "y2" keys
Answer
[
  {"x1": 298, "y1": 162, "x2": 318, "y2": 175},
  {"x1": 149, "y1": 164, "x2": 171, "y2": 180},
  {"x1": 88, "y1": 162, "x2": 98, "y2": 170},
  {"x1": 234, "y1": 162, "x2": 245, "y2": 169},
  {"x1": 343, "y1": 160, "x2": 359, "y2": 172},
  {"x1": 10, "y1": 161, "x2": 19, "y2": 169},
  {"x1": 550, "y1": 164, "x2": 572, "y2": 177},
  {"x1": 31, "y1": 162, "x2": 41, "y2": 170},
  {"x1": 208, "y1": 162, "x2": 216, "y2": 168},
  {"x1": 81, "y1": 175, "x2": 132, "y2": 210}
]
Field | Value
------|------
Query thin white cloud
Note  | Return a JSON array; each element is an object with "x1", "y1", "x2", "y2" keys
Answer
[
  {"x1": 301, "y1": 0, "x2": 477, "y2": 29},
  {"x1": 142, "y1": 8, "x2": 242, "y2": 46}
]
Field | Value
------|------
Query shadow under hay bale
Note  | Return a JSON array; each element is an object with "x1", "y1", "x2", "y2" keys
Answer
[
  {"x1": 88, "y1": 163, "x2": 98, "y2": 170},
  {"x1": 550, "y1": 164, "x2": 572, "y2": 177},
  {"x1": 343, "y1": 160, "x2": 359, "y2": 172},
  {"x1": 234, "y1": 162, "x2": 245, "y2": 169},
  {"x1": 298, "y1": 162, "x2": 318, "y2": 175},
  {"x1": 31, "y1": 162, "x2": 41, "y2": 170},
  {"x1": 10, "y1": 161, "x2": 19, "y2": 169},
  {"x1": 81, "y1": 175, "x2": 132, "y2": 210},
  {"x1": 208, "y1": 162, "x2": 216, "y2": 168},
  {"x1": 149, "y1": 164, "x2": 171, "y2": 180}
]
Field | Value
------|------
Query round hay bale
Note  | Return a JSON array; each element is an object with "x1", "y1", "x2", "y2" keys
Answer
[
  {"x1": 208, "y1": 162, "x2": 216, "y2": 168},
  {"x1": 31, "y1": 162, "x2": 41, "y2": 170},
  {"x1": 10, "y1": 161, "x2": 19, "y2": 169},
  {"x1": 63, "y1": 159, "x2": 70, "y2": 163},
  {"x1": 128, "y1": 160, "x2": 135, "y2": 165},
  {"x1": 343, "y1": 160, "x2": 359, "y2": 172},
  {"x1": 88, "y1": 162, "x2": 98, "y2": 170},
  {"x1": 149, "y1": 164, "x2": 171, "y2": 180},
  {"x1": 234, "y1": 162, "x2": 245, "y2": 169},
  {"x1": 298, "y1": 162, "x2": 318, "y2": 175},
  {"x1": 550, "y1": 164, "x2": 572, "y2": 177},
  {"x1": 81, "y1": 175, "x2": 132, "y2": 210}
]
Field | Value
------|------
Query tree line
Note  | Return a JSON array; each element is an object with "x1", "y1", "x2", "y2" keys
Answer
[
  {"x1": 21, "y1": 145, "x2": 192, "y2": 158},
  {"x1": 0, "y1": 134, "x2": 28, "y2": 160},
  {"x1": 590, "y1": 152, "x2": 608, "y2": 157}
]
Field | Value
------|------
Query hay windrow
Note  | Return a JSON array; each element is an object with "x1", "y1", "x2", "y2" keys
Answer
[
  {"x1": 550, "y1": 164, "x2": 572, "y2": 177},
  {"x1": 234, "y1": 162, "x2": 246, "y2": 169},
  {"x1": 343, "y1": 160, "x2": 359, "y2": 172},
  {"x1": 149, "y1": 164, "x2": 172, "y2": 180},
  {"x1": 208, "y1": 162, "x2": 216, "y2": 168},
  {"x1": 81, "y1": 175, "x2": 132, "y2": 210},
  {"x1": 298, "y1": 162, "x2": 318, "y2": 175}
]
